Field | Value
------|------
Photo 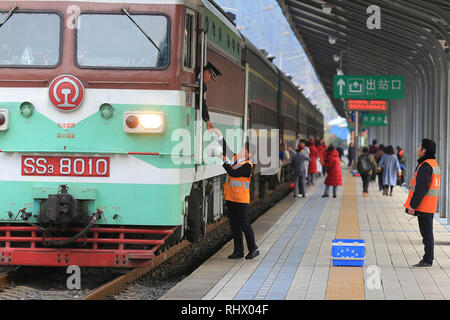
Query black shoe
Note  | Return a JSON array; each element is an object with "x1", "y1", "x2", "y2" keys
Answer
[
  {"x1": 228, "y1": 252, "x2": 244, "y2": 259},
  {"x1": 321, "y1": 194, "x2": 329, "y2": 198},
  {"x1": 333, "y1": 195, "x2": 337, "y2": 198},
  {"x1": 245, "y1": 249, "x2": 260, "y2": 260},
  {"x1": 411, "y1": 260, "x2": 432, "y2": 268}
]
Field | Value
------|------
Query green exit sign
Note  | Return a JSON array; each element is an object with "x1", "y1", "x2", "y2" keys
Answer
[
  {"x1": 334, "y1": 75, "x2": 404, "y2": 99},
  {"x1": 362, "y1": 113, "x2": 388, "y2": 127}
]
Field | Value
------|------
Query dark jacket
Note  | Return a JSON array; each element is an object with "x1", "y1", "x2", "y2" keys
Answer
[
  {"x1": 357, "y1": 153, "x2": 377, "y2": 177},
  {"x1": 223, "y1": 161, "x2": 252, "y2": 178},
  {"x1": 289, "y1": 150, "x2": 310, "y2": 176},
  {"x1": 195, "y1": 76, "x2": 211, "y2": 122},
  {"x1": 221, "y1": 137, "x2": 252, "y2": 178},
  {"x1": 201, "y1": 82, "x2": 210, "y2": 122},
  {"x1": 407, "y1": 155, "x2": 435, "y2": 211}
]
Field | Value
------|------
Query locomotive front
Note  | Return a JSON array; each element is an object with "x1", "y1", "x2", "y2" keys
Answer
[{"x1": 0, "y1": 1, "x2": 197, "y2": 267}]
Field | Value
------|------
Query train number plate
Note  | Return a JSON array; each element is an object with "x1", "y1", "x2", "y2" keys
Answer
[{"x1": 21, "y1": 156, "x2": 110, "y2": 177}]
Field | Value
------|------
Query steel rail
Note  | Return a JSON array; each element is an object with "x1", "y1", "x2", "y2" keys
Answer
[{"x1": 81, "y1": 217, "x2": 229, "y2": 300}]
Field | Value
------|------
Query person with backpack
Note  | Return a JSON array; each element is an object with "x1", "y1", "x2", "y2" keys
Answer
[{"x1": 357, "y1": 147, "x2": 378, "y2": 197}]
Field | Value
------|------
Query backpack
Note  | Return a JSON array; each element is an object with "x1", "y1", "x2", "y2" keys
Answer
[{"x1": 359, "y1": 155, "x2": 372, "y2": 175}]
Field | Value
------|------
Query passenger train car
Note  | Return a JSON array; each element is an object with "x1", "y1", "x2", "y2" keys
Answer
[{"x1": 0, "y1": 0, "x2": 323, "y2": 267}]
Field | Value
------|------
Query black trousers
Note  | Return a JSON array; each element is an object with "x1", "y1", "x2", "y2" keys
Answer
[
  {"x1": 377, "y1": 172, "x2": 383, "y2": 190},
  {"x1": 293, "y1": 173, "x2": 305, "y2": 197},
  {"x1": 361, "y1": 174, "x2": 371, "y2": 193},
  {"x1": 417, "y1": 211, "x2": 434, "y2": 264},
  {"x1": 226, "y1": 201, "x2": 257, "y2": 254}
]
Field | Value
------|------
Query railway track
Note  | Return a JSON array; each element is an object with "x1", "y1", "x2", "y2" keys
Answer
[{"x1": 81, "y1": 218, "x2": 229, "y2": 300}]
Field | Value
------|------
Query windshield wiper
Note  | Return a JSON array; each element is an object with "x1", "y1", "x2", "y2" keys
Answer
[
  {"x1": 121, "y1": 8, "x2": 160, "y2": 52},
  {"x1": 0, "y1": 4, "x2": 18, "y2": 28}
]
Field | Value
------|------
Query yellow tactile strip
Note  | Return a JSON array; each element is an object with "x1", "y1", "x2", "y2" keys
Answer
[{"x1": 326, "y1": 171, "x2": 365, "y2": 300}]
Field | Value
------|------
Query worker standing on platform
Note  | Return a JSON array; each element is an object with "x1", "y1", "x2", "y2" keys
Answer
[
  {"x1": 214, "y1": 129, "x2": 260, "y2": 260},
  {"x1": 404, "y1": 139, "x2": 440, "y2": 269}
]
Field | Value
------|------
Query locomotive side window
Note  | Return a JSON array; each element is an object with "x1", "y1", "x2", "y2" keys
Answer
[
  {"x1": 76, "y1": 14, "x2": 169, "y2": 69},
  {"x1": 0, "y1": 12, "x2": 60, "y2": 67},
  {"x1": 183, "y1": 9, "x2": 196, "y2": 71}
]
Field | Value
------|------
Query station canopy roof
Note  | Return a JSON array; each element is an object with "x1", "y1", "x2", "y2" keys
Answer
[{"x1": 276, "y1": 0, "x2": 450, "y2": 118}]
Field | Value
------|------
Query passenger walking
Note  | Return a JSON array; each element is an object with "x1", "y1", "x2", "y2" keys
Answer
[
  {"x1": 369, "y1": 139, "x2": 379, "y2": 155},
  {"x1": 378, "y1": 145, "x2": 401, "y2": 196},
  {"x1": 404, "y1": 139, "x2": 440, "y2": 268},
  {"x1": 320, "y1": 141, "x2": 328, "y2": 176},
  {"x1": 308, "y1": 140, "x2": 319, "y2": 185},
  {"x1": 300, "y1": 140, "x2": 310, "y2": 181},
  {"x1": 347, "y1": 142, "x2": 355, "y2": 168},
  {"x1": 374, "y1": 144, "x2": 385, "y2": 191},
  {"x1": 322, "y1": 146, "x2": 343, "y2": 198},
  {"x1": 288, "y1": 146, "x2": 310, "y2": 199},
  {"x1": 397, "y1": 146, "x2": 407, "y2": 186},
  {"x1": 357, "y1": 147, "x2": 377, "y2": 197},
  {"x1": 336, "y1": 143, "x2": 344, "y2": 160},
  {"x1": 316, "y1": 141, "x2": 324, "y2": 177}
]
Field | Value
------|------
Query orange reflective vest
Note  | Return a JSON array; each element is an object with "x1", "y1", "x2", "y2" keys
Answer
[
  {"x1": 404, "y1": 159, "x2": 440, "y2": 213},
  {"x1": 224, "y1": 156, "x2": 253, "y2": 204}
]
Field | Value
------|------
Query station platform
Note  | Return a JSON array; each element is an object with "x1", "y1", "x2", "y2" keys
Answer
[{"x1": 161, "y1": 170, "x2": 450, "y2": 300}]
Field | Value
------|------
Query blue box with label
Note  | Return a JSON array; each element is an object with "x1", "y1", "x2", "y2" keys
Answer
[{"x1": 331, "y1": 239, "x2": 365, "y2": 267}]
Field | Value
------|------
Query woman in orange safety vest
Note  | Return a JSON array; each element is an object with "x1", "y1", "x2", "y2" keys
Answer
[{"x1": 215, "y1": 129, "x2": 259, "y2": 260}]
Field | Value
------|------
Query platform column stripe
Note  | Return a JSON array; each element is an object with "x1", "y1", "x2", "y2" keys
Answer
[{"x1": 325, "y1": 171, "x2": 365, "y2": 300}]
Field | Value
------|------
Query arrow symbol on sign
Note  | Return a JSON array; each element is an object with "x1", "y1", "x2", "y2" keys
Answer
[{"x1": 337, "y1": 79, "x2": 346, "y2": 96}]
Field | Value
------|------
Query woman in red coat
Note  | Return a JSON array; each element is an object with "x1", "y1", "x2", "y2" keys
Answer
[
  {"x1": 322, "y1": 146, "x2": 343, "y2": 198},
  {"x1": 308, "y1": 140, "x2": 318, "y2": 185}
]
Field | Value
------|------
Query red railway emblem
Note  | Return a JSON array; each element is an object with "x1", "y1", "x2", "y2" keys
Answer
[{"x1": 49, "y1": 75, "x2": 85, "y2": 112}]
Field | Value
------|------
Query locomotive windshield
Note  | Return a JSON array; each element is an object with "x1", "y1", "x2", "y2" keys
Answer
[
  {"x1": 0, "y1": 12, "x2": 60, "y2": 67},
  {"x1": 76, "y1": 14, "x2": 169, "y2": 69}
]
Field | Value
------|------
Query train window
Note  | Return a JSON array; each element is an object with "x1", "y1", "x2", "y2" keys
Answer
[
  {"x1": 183, "y1": 9, "x2": 196, "y2": 71},
  {"x1": 0, "y1": 12, "x2": 60, "y2": 67},
  {"x1": 212, "y1": 21, "x2": 216, "y2": 38},
  {"x1": 76, "y1": 13, "x2": 169, "y2": 69},
  {"x1": 232, "y1": 38, "x2": 235, "y2": 51},
  {"x1": 227, "y1": 34, "x2": 231, "y2": 48},
  {"x1": 218, "y1": 27, "x2": 222, "y2": 42}
]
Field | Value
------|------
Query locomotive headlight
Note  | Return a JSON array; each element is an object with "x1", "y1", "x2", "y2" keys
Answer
[
  {"x1": 140, "y1": 114, "x2": 163, "y2": 130},
  {"x1": 0, "y1": 109, "x2": 9, "y2": 131},
  {"x1": 124, "y1": 111, "x2": 165, "y2": 133}
]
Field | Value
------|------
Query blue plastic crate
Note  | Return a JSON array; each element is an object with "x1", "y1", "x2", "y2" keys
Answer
[{"x1": 332, "y1": 239, "x2": 365, "y2": 267}]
